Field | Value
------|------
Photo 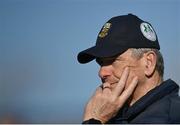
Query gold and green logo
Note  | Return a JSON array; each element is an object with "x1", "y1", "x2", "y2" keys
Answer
[{"x1": 98, "y1": 23, "x2": 111, "y2": 38}]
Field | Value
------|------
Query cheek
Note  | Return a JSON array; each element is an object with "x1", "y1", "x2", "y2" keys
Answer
[
  {"x1": 112, "y1": 62, "x2": 143, "y2": 88},
  {"x1": 125, "y1": 68, "x2": 139, "y2": 88},
  {"x1": 126, "y1": 68, "x2": 145, "y2": 88},
  {"x1": 112, "y1": 63, "x2": 133, "y2": 84},
  {"x1": 112, "y1": 63, "x2": 126, "y2": 78}
]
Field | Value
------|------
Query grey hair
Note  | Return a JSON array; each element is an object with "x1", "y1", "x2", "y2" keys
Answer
[{"x1": 131, "y1": 48, "x2": 164, "y2": 79}]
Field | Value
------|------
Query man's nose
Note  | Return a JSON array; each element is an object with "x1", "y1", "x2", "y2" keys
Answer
[{"x1": 98, "y1": 66, "x2": 112, "y2": 79}]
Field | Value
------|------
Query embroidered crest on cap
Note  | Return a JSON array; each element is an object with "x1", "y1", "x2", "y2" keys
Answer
[
  {"x1": 140, "y1": 22, "x2": 156, "y2": 41},
  {"x1": 99, "y1": 23, "x2": 111, "y2": 38}
]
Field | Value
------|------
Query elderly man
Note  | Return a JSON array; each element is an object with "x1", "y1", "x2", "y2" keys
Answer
[{"x1": 77, "y1": 14, "x2": 180, "y2": 124}]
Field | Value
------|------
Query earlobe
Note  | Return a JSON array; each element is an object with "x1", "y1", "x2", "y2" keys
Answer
[{"x1": 144, "y1": 51, "x2": 157, "y2": 77}]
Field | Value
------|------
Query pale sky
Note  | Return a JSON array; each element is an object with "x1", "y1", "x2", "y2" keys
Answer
[{"x1": 0, "y1": 0, "x2": 179, "y2": 123}]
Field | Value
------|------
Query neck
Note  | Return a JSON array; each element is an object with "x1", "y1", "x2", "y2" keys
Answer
[{"x1": 129, "y1": 72, "x2": 162, "y2": 106}]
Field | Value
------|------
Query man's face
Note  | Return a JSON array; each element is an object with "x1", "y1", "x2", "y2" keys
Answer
[{"x1": 96, "y1": 49, "x2": 144, "y2": 91}]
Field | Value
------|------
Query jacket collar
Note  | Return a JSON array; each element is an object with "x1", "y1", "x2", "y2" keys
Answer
[
  {"x1": 108, "y1": 79, "x2": 179, "y2": 123},
  {"x1": 125, "y1": 79, "x2": 179, "y2": 120}
]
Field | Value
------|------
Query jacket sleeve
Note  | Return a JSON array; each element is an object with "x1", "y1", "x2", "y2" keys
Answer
[{"x1": 82, "y1": 118, "x2": 102, "y2": 124}]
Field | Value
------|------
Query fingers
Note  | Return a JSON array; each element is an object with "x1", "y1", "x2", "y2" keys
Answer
[
  {"x1": 95, "y1": 86, "x2": 103, "y2": 95},
  {"x1": 113, "y1": 67, "x2": 129, "y2": 96},
  {"x1": 94, "y1": 83, "x2": 111, "y2": 96},
  {"x1": 90, "y1": 86, "x2": 103, "y2": 99},
  {"x1": 98, "y1": 82, "x2": 111, "y2": 95},
  {"x1": 117, "y1": 76, "x2": 138, "y2": 106},
  {"x1": 102, "y1": 82, "x2": 111, "y2": 89}
]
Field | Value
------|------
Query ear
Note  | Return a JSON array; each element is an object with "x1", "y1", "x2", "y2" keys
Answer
[{"x1": 143, "y1": 51, "x2": 157, "y2": 77}]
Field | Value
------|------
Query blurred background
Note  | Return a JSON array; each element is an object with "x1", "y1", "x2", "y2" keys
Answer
[{"x1": 0, "y1": 0, "x2": 179, "y2": 123}]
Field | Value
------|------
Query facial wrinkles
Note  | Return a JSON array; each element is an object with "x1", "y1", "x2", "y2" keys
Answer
[
  {"x1": 107, "y1": 61, "x2": 138, "y2": 89},
  {"x1": 101, "y1": 63, "x2": 124, "y2": 87},
  {"x1": 100, "y1": 61, "x2": 124, "y2": 82},
  {"x1": 99, "y1": 50, "x2": 139, "y2": 87},
  {"x1": 103, "y1": 74, "x2": 119, "y2": 84},
  {"x1": 100, "y1": 65, "x2": 119, "y2": 85}
]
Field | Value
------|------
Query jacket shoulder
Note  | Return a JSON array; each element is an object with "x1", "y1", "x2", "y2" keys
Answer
[{"x1": 169, "y1": 95, "x2": 180, "y2": 123}]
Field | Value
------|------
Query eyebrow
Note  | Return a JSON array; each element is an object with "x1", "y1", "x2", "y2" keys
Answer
[
  {"x1": 97, "y1": 56, "x2": 117, "y2": 61},
  {"x1": 115, "y1": 56, "x2": 125, "y2": 61}
]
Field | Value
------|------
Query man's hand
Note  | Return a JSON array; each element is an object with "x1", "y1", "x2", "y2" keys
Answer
[{"x1": 83, "y1": 67, "x2": 138, "y2": 123}]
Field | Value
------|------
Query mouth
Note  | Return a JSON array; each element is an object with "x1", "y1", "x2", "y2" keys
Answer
[
  {"x1": 102, "y1": 79, "x2": 119, "y2": 89},
  {"x1": 101, "y1": 82, "x2": 117, "y2": 90},
  {"x1": 108, "y1": 82, "x2": 118, "y2": 89},
  {"x1": 109, "y1": 82, "x2": 117, "y2": 85}
]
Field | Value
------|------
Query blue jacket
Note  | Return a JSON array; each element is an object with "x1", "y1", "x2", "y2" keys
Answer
[{"x1": 107, "y1": 79, "x2": 180, "y2": 124}]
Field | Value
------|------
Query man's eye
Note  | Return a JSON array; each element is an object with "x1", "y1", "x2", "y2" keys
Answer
[{"x1": 96, "y1": 58, "x2": 115, "y2": 66}]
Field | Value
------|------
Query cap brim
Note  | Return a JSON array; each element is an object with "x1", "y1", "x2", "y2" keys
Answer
[{"x1": 77, "y1": 44, "x2": 128, "y2": 64}]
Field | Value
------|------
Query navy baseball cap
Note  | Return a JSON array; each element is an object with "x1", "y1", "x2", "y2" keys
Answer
[{"x1": 77, "y1": 14, "x2": 160, "y2": 64}]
